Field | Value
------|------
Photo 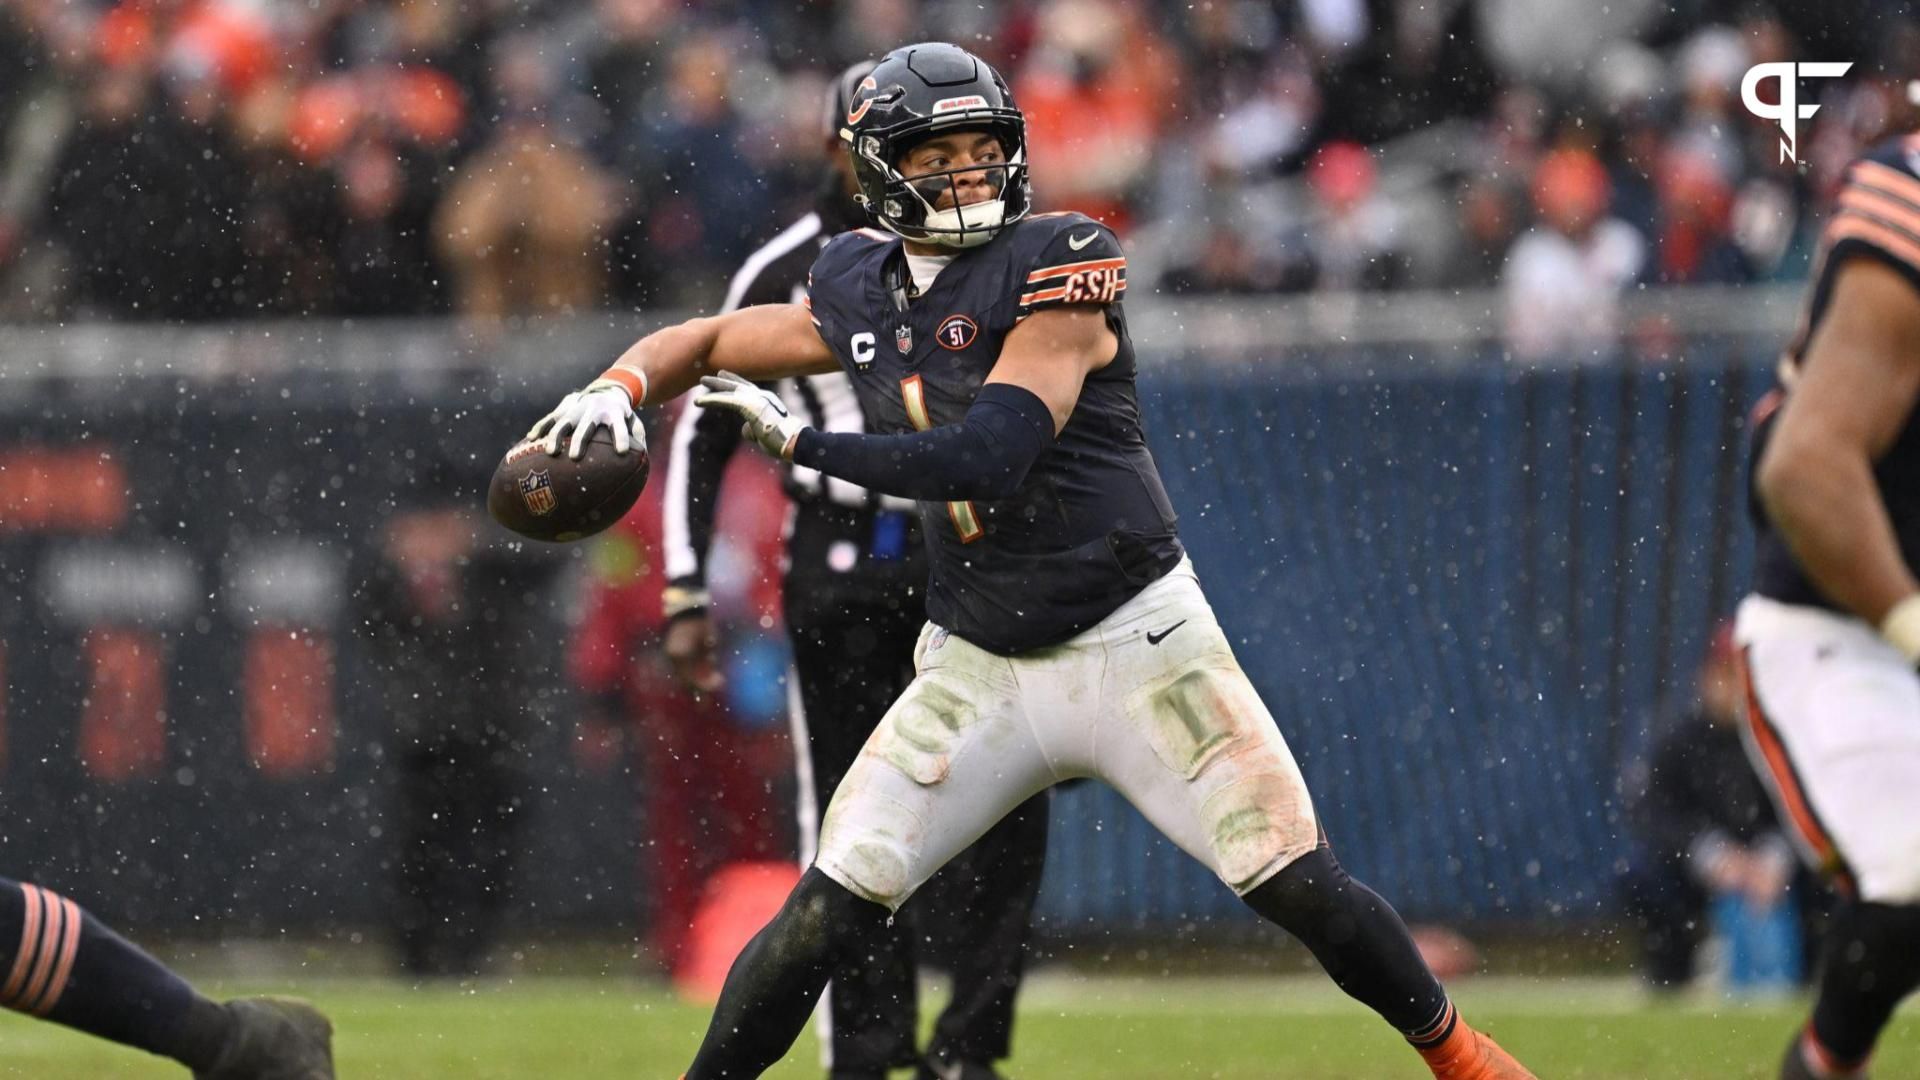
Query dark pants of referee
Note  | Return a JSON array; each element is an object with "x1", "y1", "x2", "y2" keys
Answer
[{"x1": 782, "y1": 502, "x2": 1049, "y2": 1075}]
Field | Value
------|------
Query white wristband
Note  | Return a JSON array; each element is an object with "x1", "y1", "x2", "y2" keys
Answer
[{"x1": 1880, "y1": 593, "x2": 1920, "y2": 664}]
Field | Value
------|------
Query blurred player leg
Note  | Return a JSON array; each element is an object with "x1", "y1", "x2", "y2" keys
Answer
[
  {"x1": 688, "y1": 626, "x2": 1056, "y2": 1079},
  {"x1": 1740, "y1": 597, "x2": 1920, "y2": 1079},
  {"x1": 0, "y1": 876, "x2": 333, "y2": 1078},
  {"x1": 786, "y1": 606, "x2": 920, "y2": 1076},
  {"x1": 1780, "y1": 901, "x2": 1920, "y2": 1079},
  {"x1": 1081, "y1": 564, "x2": 1532, "y2": 1079},
  {"x1": 915, "y1": 791, "x2": 1048, "y2": 1076}
]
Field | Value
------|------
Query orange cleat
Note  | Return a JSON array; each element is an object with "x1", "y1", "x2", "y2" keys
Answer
[{"x1": 1417, "y1": 1023, "x2": 1537, "y2": 1080}]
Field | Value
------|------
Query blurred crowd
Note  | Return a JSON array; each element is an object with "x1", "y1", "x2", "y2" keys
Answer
[{"x1": 1, "y1": 0, "x2": 1917, "y2": 342}]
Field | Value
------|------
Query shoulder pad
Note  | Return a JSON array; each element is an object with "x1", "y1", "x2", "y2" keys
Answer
[
  {"x1": 1009, "y1": 213, "x2": 1126, "y2": 317},
  {"x1": 1823, "y1": 134, "x2": 1920, "y2": 285}
]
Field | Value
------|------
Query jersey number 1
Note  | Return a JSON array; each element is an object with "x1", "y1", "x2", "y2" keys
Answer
[{"x1": 900, "y1": 375, "x2": 984, "y2": 543}]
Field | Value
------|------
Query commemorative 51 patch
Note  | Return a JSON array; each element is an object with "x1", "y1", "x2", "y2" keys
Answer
[{"x1": 937, "y1": 314, "x2": 979, "y2": 351}]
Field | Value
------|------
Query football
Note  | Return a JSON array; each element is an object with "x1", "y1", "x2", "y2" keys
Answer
[{"x1": 487, "y1": 427, "x2": 649, "y2": 542}]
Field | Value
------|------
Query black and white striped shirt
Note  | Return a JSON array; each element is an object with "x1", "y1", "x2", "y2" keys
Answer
[{"x1": 662, "y1": 211, "x2": 912, "y2": 589}]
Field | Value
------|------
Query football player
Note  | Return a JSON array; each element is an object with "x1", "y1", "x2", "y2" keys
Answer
[
  {"x1": 1743, "y1": 130, "x2": 1920, "y2": 1080},
  {"x1": 529, "y1": 42, "x2": 1533, "y2": 1080},
  {"x1": 0, "y1": 875, "x2": 334, "y2": 1078},
  {"x1": 657, "y1": 60, "x2": 1047, "y2": 1080}
]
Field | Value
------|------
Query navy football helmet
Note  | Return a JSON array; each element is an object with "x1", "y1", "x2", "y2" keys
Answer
[{"x1": 840, "y1": 42, "x2": 1032, "y2": 248}]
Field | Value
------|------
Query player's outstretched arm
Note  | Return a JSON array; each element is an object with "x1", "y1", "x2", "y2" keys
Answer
[
  {"x1": 1759, "y1": 258, "x2": 1920, "y2": 648},
  {"x1": 696, "y1": 305, "x2": 1117, "y2": 501},
  {"x1": 529, "y1": 303, "x2": 838, "y2": 459}
]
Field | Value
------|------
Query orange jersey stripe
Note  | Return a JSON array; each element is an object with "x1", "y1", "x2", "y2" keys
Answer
[
  {"x1": 17, "y1": 891, "x2": 65, "y2": 1014},
  {"x1": 29, "y1": 896, "x2": 79, "y2": 1016},
  {"x1": 1838, "y1": 186, "x2": 1920, "y2": 241},
  {"x1": 0, "y1": 884, "x2": 42, "y2": 1005},
  {"x1": 1019, "y1": 280, "x2": 1128, "y2": 306},
  {"x1": 1742, "y1": 659, "x2": 1844, "y2": 877},
  {"x1": 1025, "y1": 257, "x2": 1126, "y2": 284},
  {"x1": 1852, "y1": 159, "x2": 1920, "y2": 208},
  {"x1": 1847, "y1": 172, "x2": 1920, "y2": 220},
  {"x1": 1828, "y1": 214, "x2": 1920, "y2": 271}
]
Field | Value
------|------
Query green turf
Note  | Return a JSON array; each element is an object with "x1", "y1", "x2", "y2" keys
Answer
[{"x1": 2, "y1": 973, "x2": 1916, "y2": 1078}]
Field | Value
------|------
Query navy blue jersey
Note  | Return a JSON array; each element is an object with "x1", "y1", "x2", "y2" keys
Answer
[
  {"x1": 806, "y1": 212, "x2": 1182, "y2": 654},
  {"x1": 1751, "y1": 134, "x2": 1920, "y2": 610}
]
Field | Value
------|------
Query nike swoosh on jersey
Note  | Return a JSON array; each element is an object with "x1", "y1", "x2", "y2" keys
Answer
[
  {"x1": 1068, "y1": 231, "x2": 1096, "y2": 250},
  {"x1": 1146, "y1": 620, "x2": 1187, "y2": 645}
]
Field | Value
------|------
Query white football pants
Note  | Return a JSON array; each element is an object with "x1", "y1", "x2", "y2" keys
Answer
[
  {"x1": 815, "y1": 558, "x2": 1321, "y2": 909},
  {"x1": 1738, "y1": 593, "x2": 1920, "y2": 903}
]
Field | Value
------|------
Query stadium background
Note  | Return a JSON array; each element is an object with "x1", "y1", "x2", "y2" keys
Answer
[{"x1": 0, "y1": 0, "x2": 1916, "y2": 1042}]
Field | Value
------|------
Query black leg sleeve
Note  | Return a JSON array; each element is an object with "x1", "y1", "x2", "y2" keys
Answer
[
  {"x1": 1240, "y1": 847, "x2": 1449, "y2": 1036},
  {"x1": 687, "y1": 868, "x2": 892, "y2": 1080},
  {"x1": 1806, "y1": 899, "x2": 1920, "y2": 1067},
  {"x1": 0, "y1": 877, "x2": 232, "y2": 1070}
]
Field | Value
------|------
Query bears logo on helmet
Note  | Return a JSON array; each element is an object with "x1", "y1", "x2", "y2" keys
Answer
[
  {"x1": 846, "y1": 75, "x2": 880, "y2": 126},
  {"x1": 839, "y1": 42, "x2": 1032, "y2": 249}
]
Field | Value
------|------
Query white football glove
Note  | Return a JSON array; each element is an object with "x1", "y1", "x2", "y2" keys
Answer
[
  {"x1": 527, "y1": 381, "x2": 644, "y2": 459},
  {"x1": 695, "y1": 371, "x2": 807, "y2": 459}
]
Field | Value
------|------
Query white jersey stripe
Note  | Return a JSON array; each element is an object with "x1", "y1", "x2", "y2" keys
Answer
[
  {"x1": 662, "y1": 398, "x2": 703, "y2": 582},
  {"x1": 666, "y1": 213, "x2": 826, "y2": 579},
  {"x1": 721, "y1": 212, "x2": 823, "y2": 315},
  {"x1": 786, "y1": 667, "x2": 838, "y2": 1066}
]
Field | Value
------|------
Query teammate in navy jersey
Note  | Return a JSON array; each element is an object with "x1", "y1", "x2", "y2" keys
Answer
[
  {"x1": 529, "y1": 42, "x2": 1533, "y2": 1080},
  {"x1": 1742, "y1": 132, "x2": 1920, "y2": 1080},
  {"x1": 0, "y1": 875, "x2": 333, "y2": 1078}
]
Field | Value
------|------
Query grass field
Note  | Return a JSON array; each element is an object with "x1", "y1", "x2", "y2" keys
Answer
[{"x1": 4, "y1": 972, "x2": 1916, "y2": 1078}]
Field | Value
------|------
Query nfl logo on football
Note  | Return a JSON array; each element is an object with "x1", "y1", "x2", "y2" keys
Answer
[{"x1": 519, "y1": 469, "x2": 557, "y2": 516}]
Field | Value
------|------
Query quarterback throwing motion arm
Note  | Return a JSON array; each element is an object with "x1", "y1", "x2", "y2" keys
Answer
[
  {"x1": 531, "y1": 303, "x2": 839, "y2": 458},
  {"x1": 693, "y1": 303, "x2": 1107, "y2": 499},
  {"x1": 532, "y1": 307, "x2": 1097, "y2": 509}
]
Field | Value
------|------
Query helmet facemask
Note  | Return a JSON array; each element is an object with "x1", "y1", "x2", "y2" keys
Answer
[{"x1": 848, "y1": 123, "x2": 1032, "y2": 248}]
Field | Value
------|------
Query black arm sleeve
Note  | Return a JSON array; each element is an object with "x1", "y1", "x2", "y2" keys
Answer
[{"x1": 790, "y1": 383, "x2": 1055, "y2": 502}]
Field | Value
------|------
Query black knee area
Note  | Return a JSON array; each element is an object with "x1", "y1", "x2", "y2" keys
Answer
[
  {"x1": 774, "y1": 867, "x2": 891, "y2": 970},
  {"x1": 687, "y1": 868, "x2": 893, "y2": 1079},
  {"x1": 1810, "y1": 899, "x2": 1920, "y2": 1065},
  {"x1": 1242, "y1": 847, "x2": 1365, "y2": 943},
  {"x1": 1241, "y1": 848, "x2": 1447, "y2": 1036}
]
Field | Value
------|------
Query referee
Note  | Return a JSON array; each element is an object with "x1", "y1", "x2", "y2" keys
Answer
[{"x1": 658, "y1": 62, "x2": 1048, "y2": 1080}]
